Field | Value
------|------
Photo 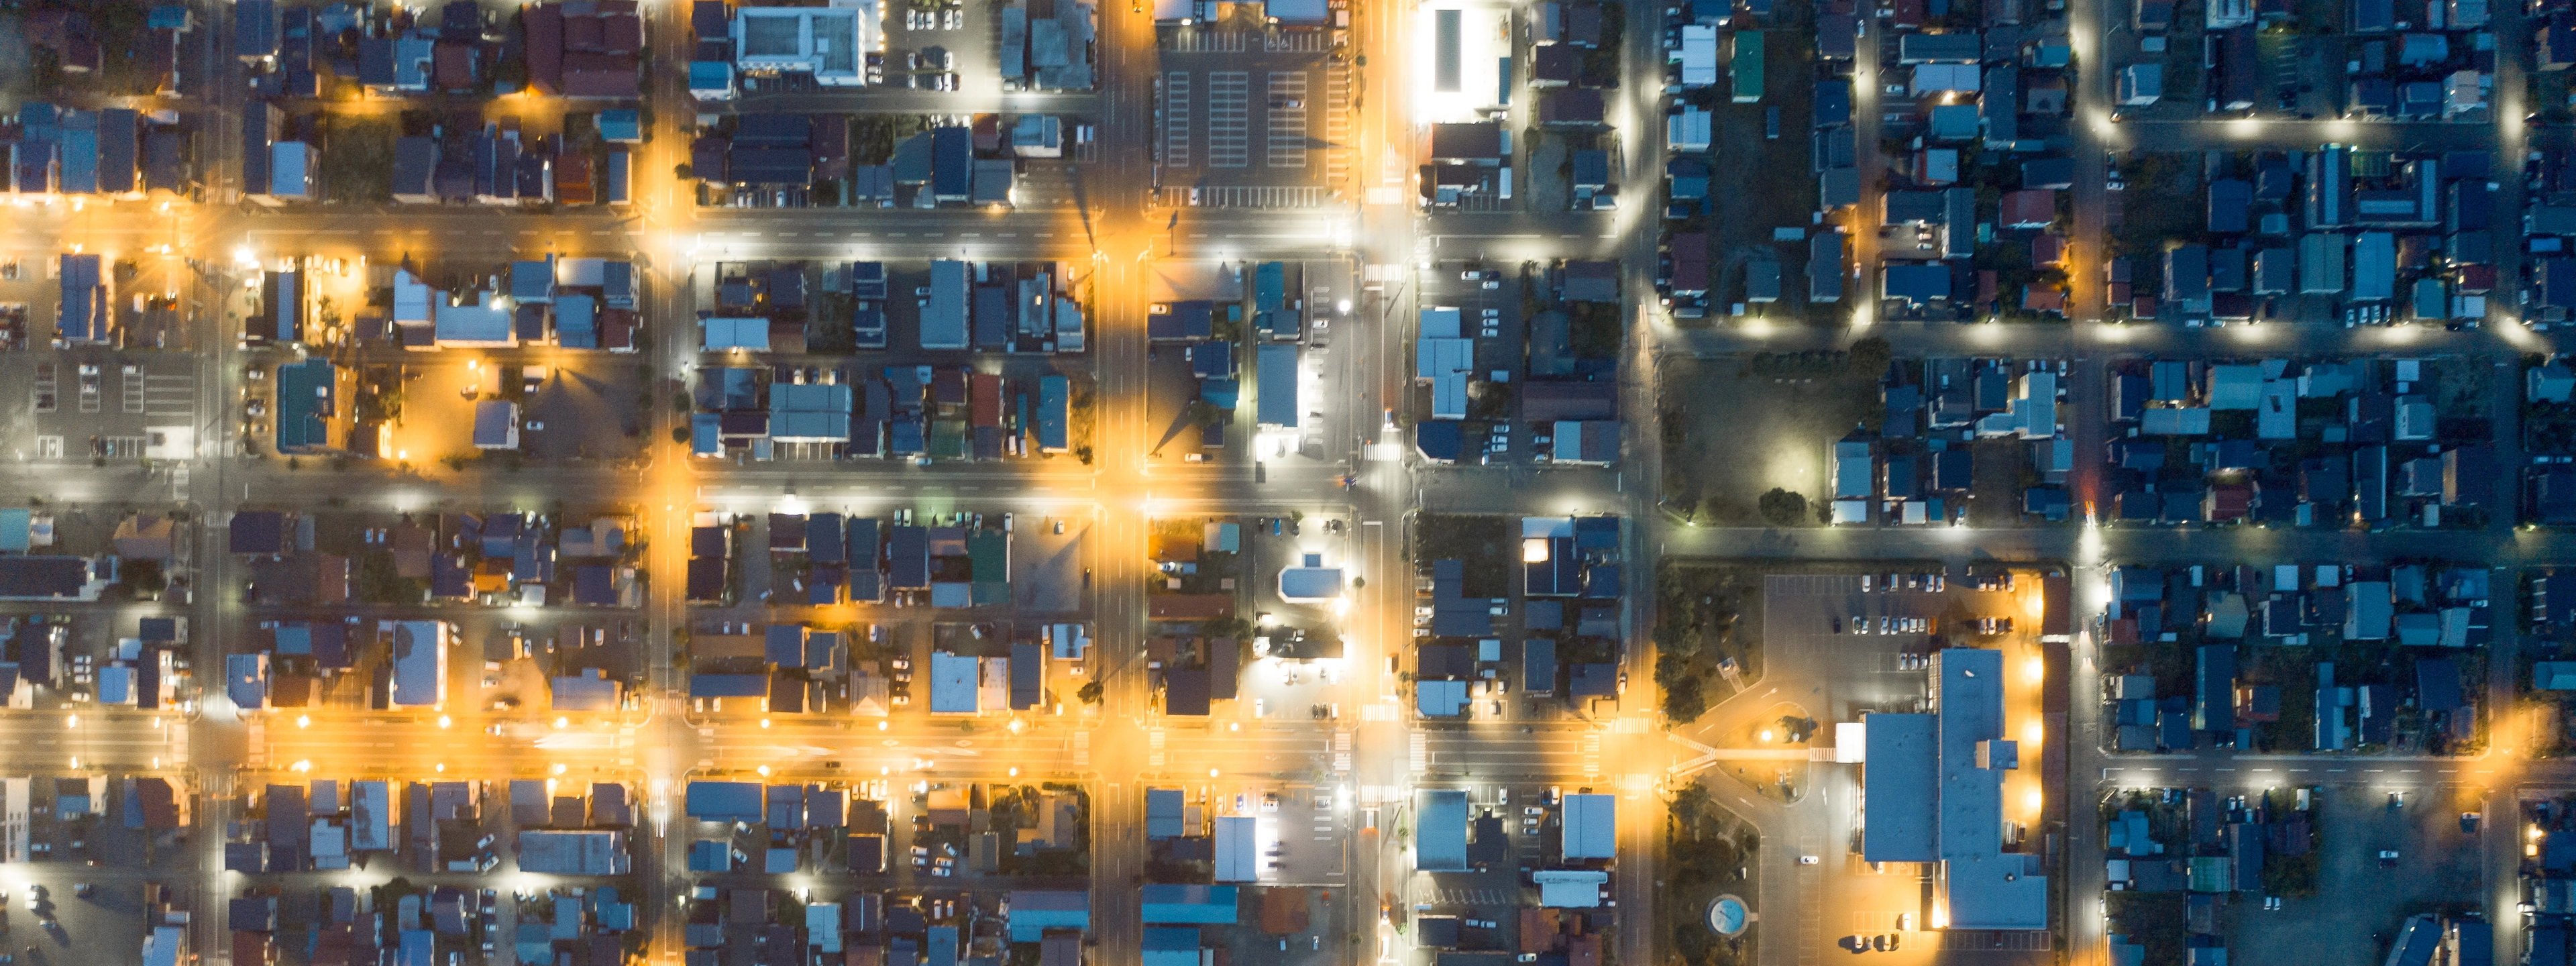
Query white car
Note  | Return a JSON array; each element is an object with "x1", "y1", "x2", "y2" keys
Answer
[{"x1": 1799, "y1": 855, "x2": 1821, "y2": 865}]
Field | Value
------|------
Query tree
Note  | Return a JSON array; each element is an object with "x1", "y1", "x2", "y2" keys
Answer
[
  {"x1": 1845, "y1": 335, "x2": 1893, "y2": 380},
  {"x1": 670, "y1": 425, "x2": 692, "y2": 445},
  {"x1": 1756, "y1": 488, "x2": 1807, "y2": 527},
  {"x1": 1076, "y1": 682, "x2": 1104, "y2": 704}
]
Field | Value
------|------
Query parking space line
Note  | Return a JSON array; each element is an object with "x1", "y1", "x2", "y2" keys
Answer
[
  {"x1": 1266, "y1": 70, "x2": 1309, "y2": 168},
  {"x1": 1207, "y1": 71, "x2": 1250, "y2": 168},
  {"x1": 1163, "y1": 72, "x2": 1193, "y2": 169}
]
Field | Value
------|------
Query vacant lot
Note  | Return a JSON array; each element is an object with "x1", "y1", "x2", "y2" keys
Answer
[
  {"x1": 1657, "y1": 341, "x2": 1888, "y2": 524},
  {"x1": 1413, "y1": 514, "x2": 1513, "y2": 597},
  {"x1": 2221, "y1": 785, "x2": 2484, "y2": 965},
  {"x1": 2108, "y1": 153, "x2": 2204, "y2": 260}
]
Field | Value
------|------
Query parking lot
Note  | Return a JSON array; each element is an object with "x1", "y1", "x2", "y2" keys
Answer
[
  {"x1": 0, "y1": 776, "x2": 199, "y2": 966},
  {"x1": 0, "y1": 350, "x2": 201, "y2": 465},
  {"x1": 1155, "y1": 33, "x2": 1346, "y2": 206},
  {"x1": 373, "y1": 354, "x2": 649, "y2": 468}
]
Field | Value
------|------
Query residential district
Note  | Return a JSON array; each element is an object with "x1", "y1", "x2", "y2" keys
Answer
[{"x1": 12, "y1": 0, "x2": 2576, "y2": 961}]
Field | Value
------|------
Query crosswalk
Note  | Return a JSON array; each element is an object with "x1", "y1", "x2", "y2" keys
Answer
[
  {"x1": 1158, "y1": 185, "x2": 1335, "y2": 208},
  {"x1": 1411, "y1": 732, "x2": 1428, "y2": 773},
  {"x1": 1324, "y1": 63, "x2": 1354, "y2": 184},
  {"x1": 1421, "y1": 887, "x2": 1515, "y2": 906},
  {"x1": 122, "y1": 366, "x2": 144, "y2": 413},
  {"x1": 1334, "y1": 731, "x2": 1351, "y2": 773},
  {"x1": 1075, "y1": 729, "x2": 1091, "y2": 766},
  {"x1": 1149, "y1": 728, "x2": 1167, "y2": 767}
]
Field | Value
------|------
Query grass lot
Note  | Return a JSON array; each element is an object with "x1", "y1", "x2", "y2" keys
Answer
[
  {"x1": 1968, "y1": 439, "x2": 2038, "y2": 526},
  {"x1": 323, "y1": 115, "x2": 398, "y2": 205},
  {"x1": 1413, "y1": 515, "x2": 1513, "y2": 597},
  {"x1": 1656, "y1": 340, "x2": 1890, "y2": 523},
  {"x1": 2105, "y1": 893, "x2": 2186, "y2": 965},
  {"x1": 2108, "y1": 154, "x2": 2204, "y2": 260}
]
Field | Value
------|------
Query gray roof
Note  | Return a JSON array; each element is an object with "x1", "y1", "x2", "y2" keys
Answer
[
  {"x1": 923, "y1": 260, "x2": 969, "y2": 349},
  {"x1": 1862, "y1": 712, "x2": 1937, "y2": 861},
  {"x1": 1561, "y1": 794, "x2": 1615, "y2": 860},
  {"x1": 1935, "y1": 648, "x2": 2047, "y2": 929},
  {"x1": 1417, "y1": 790, "x2": 1468, "y2": 871},
  {"x1": 1256, "y1": 344, "x2": 1299, "y2": 428}
]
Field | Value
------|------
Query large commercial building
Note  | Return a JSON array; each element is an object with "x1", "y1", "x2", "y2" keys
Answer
[
  {"x1": 734, "y1": 1, "x2": 878, "y2": 87},
  {"x1": 1860, "y1": 648, "x2": 2048, "y2": 930}
]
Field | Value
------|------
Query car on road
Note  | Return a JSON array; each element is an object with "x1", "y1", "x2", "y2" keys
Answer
[
  {"x1": 2463, "y1": 812, "x2": 2482, "y2": 833},
  {"x1": 1799, "y1": 855, "x2": 1820, "y2": 865},
  {"x1": 2377, "y1": 849, "x2": 2400, "y2": 867}
]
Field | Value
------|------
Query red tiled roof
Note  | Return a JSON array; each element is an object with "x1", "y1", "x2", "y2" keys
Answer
[
  {"x1": 561, "y1": 52, "x2": 639, "y2": 98},
  {"x1": 2031, "y1": 233, "x2": 2065, "y2": 266},
  {"x1": 433, "y1": 42, "x2": 475, "y2": 91},
  {"x1": 566, "y1": 14, "x2": 604, "y2": 52},
  {"x1": 525, "y1": 4, "x2": 565, "y2": 93}
]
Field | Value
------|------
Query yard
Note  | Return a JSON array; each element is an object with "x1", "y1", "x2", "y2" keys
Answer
[
  {"x1": 1674, "y1": 0, "x2": 1827, "y2": 326},
  {"x1": 1655, "y1": 339, "x2": 1890, "y2": 524}
]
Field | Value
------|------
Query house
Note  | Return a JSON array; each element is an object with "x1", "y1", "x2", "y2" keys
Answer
[
  {"x1": 1539, "y1": 89, "x2": 1606, "y2": 125},
  {"x1": 2000, "y1": 190, "x2": 2055, "y2": 228},
  {"x1": 472, "y1": 400, "x2": 521, "y2": 450},
  {"x1": 58, "y1": 254, "x2": 110, "y2": 345},
  {"x1": 2532, "y1": 364, "x2": 2576, "y2": 403}
]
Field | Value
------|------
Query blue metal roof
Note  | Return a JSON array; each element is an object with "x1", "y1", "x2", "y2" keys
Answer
[{"x1": 1139, "y1": 885, "x2": 1238, "y2": 924}]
